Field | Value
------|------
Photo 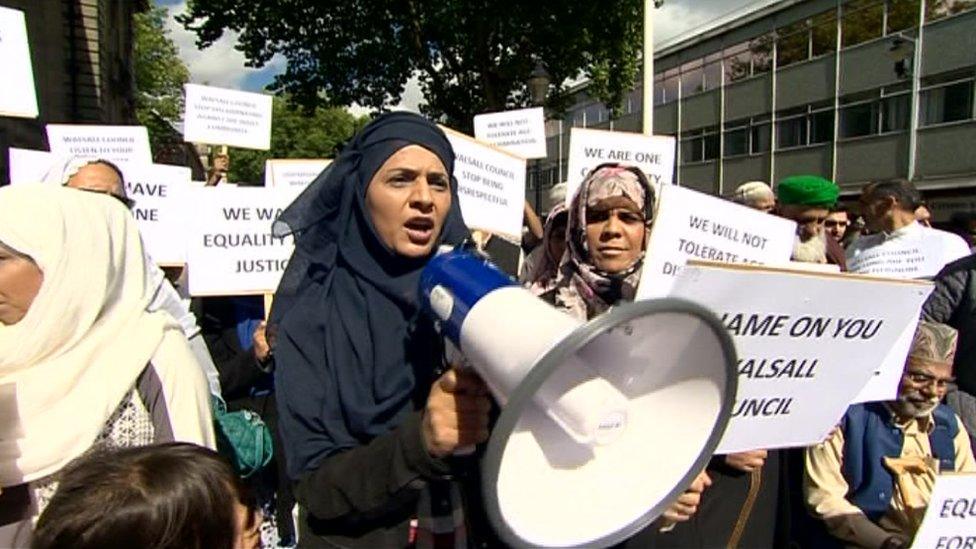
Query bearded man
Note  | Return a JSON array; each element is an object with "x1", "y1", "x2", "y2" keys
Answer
[
  {"x1": 804, "y1": 321, "x2": 975, "y2": 549},
  {"x1": 775, "y1": 175, "x2": 847, "y2": 270}
]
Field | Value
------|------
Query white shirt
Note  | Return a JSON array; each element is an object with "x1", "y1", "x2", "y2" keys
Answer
[{"x1": 846, "y1": 221, "x2": 970, "y2": 278}]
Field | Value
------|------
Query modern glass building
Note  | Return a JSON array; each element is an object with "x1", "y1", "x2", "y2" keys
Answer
[{"x1": 534, "y1": 0, "x2": 976, "y2": 222}]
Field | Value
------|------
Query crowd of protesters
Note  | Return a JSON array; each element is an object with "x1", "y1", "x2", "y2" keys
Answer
[{"x1": 1, "y1": 111, "x2": 975, "y2": 549}]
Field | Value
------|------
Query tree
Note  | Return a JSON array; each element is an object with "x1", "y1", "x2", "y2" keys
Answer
[
  {"x1": 133, "y1": 6, "x2": 190, "y2": 154},
  {"x1": 227, "y1": 97, "x2": 368, "y2": 185},
  {"x1": 177, "y1": 0, "x2": 644, "y2": 130}
]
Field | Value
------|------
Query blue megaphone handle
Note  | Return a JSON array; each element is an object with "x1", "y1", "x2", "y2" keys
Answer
[{"x1": 418, "y1": 246, "x2": 516, "y2": 345}]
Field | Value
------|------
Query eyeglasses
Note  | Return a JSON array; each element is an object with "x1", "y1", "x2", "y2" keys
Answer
[
  {"x1": 905, "y1": 370, "x2": 954, "y2": 390},
  {"x1": 825, "y1": 220, "x2": 849, "y2": 228}
]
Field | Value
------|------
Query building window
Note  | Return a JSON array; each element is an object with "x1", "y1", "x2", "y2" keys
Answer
[
  {"x1": 777, "y1": 105, "x2": 834, "y2": 148},
  {"x1": 724, "y1": 126, "x2": 749, "y2": 156},
  {"x1": 778, "y1": 115, "x2": 808, "y2": 148},
  {"x1": 777, "y1": 20, "x2": 810, "y2": 68},
  {"x1": 887, "y1": 0, "x2": 920, "y2": 33},
  {"x1": 921, "y1": 79, "x2": 975, "y2": 126},
  {"x1": 724, "y1": 117, "x2": 771, "y2": 157},
  {"x1": 654, "y1": 68, "x2": 680, "y2": 105},
  {"x1": 842, "y1": 0, "x2": 884, "y2": 48},
  {"x1": 751, "y1": 34, "x2": 774, "y2": 74},
  {"x1": 702, "y1": 52, "x2": 723, "y2": 92},
  {"x1": 840, "y1": 101, "x2": 880, "y2": 137},
  {"x1": 926, "y1": 0, "x2": 976, "y2": 22},
  {"x1": 880, "y1": 93, "x2": 911, "y2": 132},
  {"x1": 681, "y1": 59, "x2": 704, "y2": 97},
  {"x1": 812, "y1": 11, "x2": 838, "y2": 56},
  {"x1": 681, "y1": 127, "x2": 720, "y2": 164}
]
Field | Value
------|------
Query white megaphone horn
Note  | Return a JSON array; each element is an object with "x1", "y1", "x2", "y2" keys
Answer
[{"x1": 418, "y1": 247, "x2": 738, "y2": 548}]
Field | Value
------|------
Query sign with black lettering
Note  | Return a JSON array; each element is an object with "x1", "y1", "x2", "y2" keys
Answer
[
  {"x1": 565, "y1": 127, "x2": 675, "y2": 207},
  {"x1": 124, "y1": 164, "x2": 193, "y2": 266},
  {"x1": 0, "y1": 6, "x2": 37, "y2": 118},
  {"x1": 185, "y1": 186, "x2": 302, "y2": 295},
  {"x1": 264, "y1": 159, "x2": 331, "y2": 188},
  {"x1": 637, "y1": 184, "x2": 796, "y2": 299},
  {"x1": 443, "y1": 127, "x2": 526, "y2": 239},
  {"x1": 912, "y1": 474, "x2": 976, "y2": 549},
  {"x1": 473, "y1": 107, "x2": 546, "y2": 159},
  {"x1": 183, "y1": 84, "x2": 273, "y2": 150},
  {"x1": 668, "y1": 262, "x2": 933, "y2": 453},
  {"x1": 46, "y1": 124, "x2": 152, "y2": 165},
  {"x1": 7, "y1": 147, "x2": 63, "y2": 185}
]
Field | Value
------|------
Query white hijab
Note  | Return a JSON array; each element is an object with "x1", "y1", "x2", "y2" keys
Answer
[{"x1": 0, "y1": 185, "x2": 172, "y2": 485}]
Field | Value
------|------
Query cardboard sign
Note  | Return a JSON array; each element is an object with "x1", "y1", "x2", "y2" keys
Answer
[
  {"x1": 264, "y1": 159, "x2": 331, "y2": 188},
  {"x1": 7, "y1": 148, "x2": 64, "y2": 185},
  {"x1": 473, "y1": 107, "x2": 546, "y2": 159},
  {"x1": 124, "y1": 164, "x2": 193, "y2": 265},
  {"x1": 46, "y1": 125, "x2": 152, "y2": 165},
  {"x1": 667, "y1": 263, "x2": 933, "y2": 453},
  {"x1": 565, "y1": 128, "x2": 676, "y2": 206},
  {"x1": 443, "y1": 128, "x2": 526, "y2": 239},
  {"x1": 0, "y1": 7, "x2": 38, "y2": 118},
  {"x1": 847, "y1": 230, "x2": 970, "y2": 279},
  {"x1": 912, "y1": 474, "x2": 976, "y2": 549},
  {"x1": 185, "y1": 186, "x2": 301, "y2": 295},
  {"x1": 638, "y1": 185, "x2": 796, "y2": 299},
  {"x1": 183, "y1": 84, "x2": 273, "y2": 150}
]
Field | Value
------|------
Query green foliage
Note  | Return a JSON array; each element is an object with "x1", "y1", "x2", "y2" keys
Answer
[
  {"x1": 177, "y1": 0, "x2": 643, "y2": 130},
  {"x1": 134, "y1": 6, "x2": 190, "y2": 153},
  {"x1": 228, "y1": 98, "x2": 368, "y2": 185}
]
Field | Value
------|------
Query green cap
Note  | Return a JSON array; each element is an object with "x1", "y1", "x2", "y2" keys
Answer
[{"x1": 776, "y1": 175, "x2": 839, "y2": 207}]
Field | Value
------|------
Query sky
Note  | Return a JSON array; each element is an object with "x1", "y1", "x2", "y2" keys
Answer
[{"x1": 156, "y1": 0, "x2": 781, "y2": 112}]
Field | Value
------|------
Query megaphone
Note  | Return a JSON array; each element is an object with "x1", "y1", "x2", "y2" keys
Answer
[{"x1": 419, "y1": 247, "x2": 737, "y2": 548}]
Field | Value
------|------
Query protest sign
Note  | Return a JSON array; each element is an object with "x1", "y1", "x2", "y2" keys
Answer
[
  {"x1": 847, "y1": 231, "x2": 969, "y2": 279},
  {"x1": 264, "y1": 159, "x2": 331, "y2": 188},
  {"x1": 443, "y1": 128, "x2": 526, "y2": 239},
  {"x1": 0, "y1": 7, "x2": 38, "y2": 118},
  {"x1": 183, "y1": 84, "x2": 273, "y2": 150},
  {"x1": 185, "y1": 186, "x2": 302, "y2": 295},
  {"x1": 637, "y1": 185, "x2": 796, "y2": 299},
  {"x1": 911, "y1": 474, "x2": 976, "y2": 549},
  {"x1": 124, "y1": 164, "x2": 193, "y2": 266},
  {"x1": 46, "y1": 125, "x2": 152, "y2": 165},
  {"x1": 473, "y1": 107, "x2": 546, "y2": 159},
  {"x1": 668, "y1": 262, "x2": 933, "y2": 453},
  {"x1": 565, "y1": 128, "x2": 675, "y2": 206},
  {"x1": 8, "y1": 148, "x2": 63, "y2": 185}
]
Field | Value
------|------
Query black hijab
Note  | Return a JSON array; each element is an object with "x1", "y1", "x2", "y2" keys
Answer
[{"x1": 272, "y1": 112, "x2": 469, "y2": 479}]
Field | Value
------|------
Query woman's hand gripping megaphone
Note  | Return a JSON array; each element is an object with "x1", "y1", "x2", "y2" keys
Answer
[{"x1": 422, "y1": 366, "x2": 492, "y2": 459}]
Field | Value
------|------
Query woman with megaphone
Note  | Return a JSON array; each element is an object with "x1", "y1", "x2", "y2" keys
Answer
[{"x1": 270, "y1": 113, "x2": 498, "y2": 548}]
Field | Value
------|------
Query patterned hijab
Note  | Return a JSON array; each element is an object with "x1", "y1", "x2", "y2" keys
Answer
[{"x1": 546, "y1": 163, "x2": 655, "y2": 320}]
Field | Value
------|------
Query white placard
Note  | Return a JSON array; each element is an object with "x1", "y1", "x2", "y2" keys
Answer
[
  {"x1": 46, "y1": 124, "x2": 152, "y2": 165},
  {"x1": 565, "y1": 128, "x2": 676, "y2": 206},
  {"x1": 0, "y1": 7, "x2": 38, "y2": 118},
  {"x1": 264, "y1": 159, "x2": 331, "y2": 188},
  {"x1": 847, "y1": 230, "x2": 970, "y2": 279},
  {"x1": 185, "y1": 186, "x2": 301, "y2": 295},
  {"x1": 473, "y1": 107, "x2": 546, "y2": 159},
  {"x1": 183, "y1": 83, "x2": 273, "y2": 150},
  {"x1": 637, "y1": 185, "x2": 796, "y2": 299},
  {"x1": 912, "y1": 474, "x2": 976, "y2": 549},
  {"x1": 443, "y1": 128, "x2": 526, "y2": 239},
  {"x1": 668, "y1": 263, "x2": 933, "y2": 453},
  {"x1": 8, "y1": 148, "x2": 63, "y2": 185},
  {"x1": 125, "y1": 164, "x2": 193, "y2": 265}
]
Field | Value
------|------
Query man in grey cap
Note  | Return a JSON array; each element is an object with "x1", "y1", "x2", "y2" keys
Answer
[{"x1": 731, "y1": 181, "x2": 775, "y2": 213}]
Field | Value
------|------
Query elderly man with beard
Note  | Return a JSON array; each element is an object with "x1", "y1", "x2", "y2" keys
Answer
[
  {"x1": 775, "y1": 175, "x2": 847, "y2": 270},
  {"x1": 804, "y1": 321, "x2": 975, "y2": 549}
]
